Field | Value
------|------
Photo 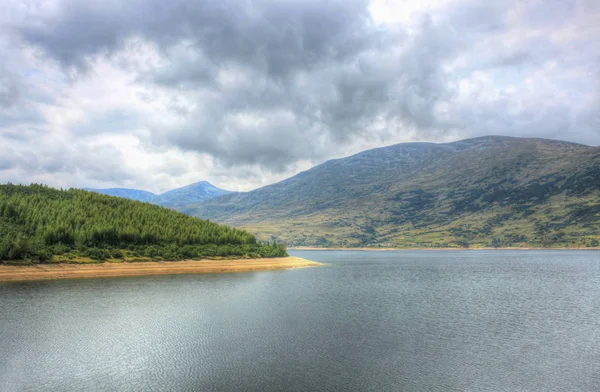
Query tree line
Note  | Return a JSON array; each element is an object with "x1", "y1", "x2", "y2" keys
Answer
[{"x1": 0, "y1": 183, "x2": 287, "y2": 262}]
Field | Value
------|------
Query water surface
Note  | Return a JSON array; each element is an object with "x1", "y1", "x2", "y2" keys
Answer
[{"x1": 1, "y1": 250, "x2": 600, "y2": 391}]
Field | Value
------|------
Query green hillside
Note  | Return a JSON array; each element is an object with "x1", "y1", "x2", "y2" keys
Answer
[
  {"x1": 188, "y1": 136, "x2": 600, "y2": 248},
  {"x1": 0, "y1": 184, "x2": 286, "y2": 263}
]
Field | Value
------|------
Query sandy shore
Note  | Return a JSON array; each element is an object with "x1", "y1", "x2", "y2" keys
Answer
[{"x1": 0, "y1": 256, "x2": 322, "y2": 282}]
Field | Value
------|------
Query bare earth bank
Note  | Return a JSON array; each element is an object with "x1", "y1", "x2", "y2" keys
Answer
[{"x1": 0, "y1": 257, "x2": 322, "y2": 282}]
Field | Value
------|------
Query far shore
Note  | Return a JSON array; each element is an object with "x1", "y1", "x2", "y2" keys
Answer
[
  {"x1": 0, "y1": 256, "x2": 322, "y2": 283},
  {"x1": 290, "y1": 246, "x2": 600, "y2": 251}
]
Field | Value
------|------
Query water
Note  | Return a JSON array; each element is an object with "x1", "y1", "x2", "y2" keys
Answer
[{"x1": 1, "y1": 250, "x2": 600, "y2": 391}]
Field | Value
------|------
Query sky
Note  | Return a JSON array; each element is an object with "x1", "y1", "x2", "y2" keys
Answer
[{"x1": 0, "y1": 0, "x2": 599, "y2": 193}]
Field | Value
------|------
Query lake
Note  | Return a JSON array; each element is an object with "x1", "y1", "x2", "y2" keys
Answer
[{"x1": 1, "y1": 250, "x2": 600, "y2": 391}]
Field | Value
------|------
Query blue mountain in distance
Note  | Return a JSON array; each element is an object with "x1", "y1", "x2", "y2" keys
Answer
[
  {"x1": 85, "y1": 181, "x2": 231, "y2": 207},
  {"x1": 154, "y1": 181, "x2": 232, "y2": 207},
  {"x1": 83, "y1": 188, "x2": 157, "y2": 202}
]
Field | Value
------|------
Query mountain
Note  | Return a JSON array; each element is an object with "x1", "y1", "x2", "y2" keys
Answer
[
  {"x1": 154, "y1": 181, "x2": 232, "y2": 207},
  {"x1": 85, "y1": 181, "x2": 232, "y2": 207},
  {"x1": 187, "y1": 136, "x2": 600, "y2": 248},
  {"x1": 0, "y1": 184, "x2": 286, "y2": 263},
  {"x1": 83, "y1": 188, "x2": 156, "y2": 202}
]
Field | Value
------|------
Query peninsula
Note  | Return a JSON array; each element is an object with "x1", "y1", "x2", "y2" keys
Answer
[{"x1": 0, "y1": 184, "x2": 320, "y2": 281}]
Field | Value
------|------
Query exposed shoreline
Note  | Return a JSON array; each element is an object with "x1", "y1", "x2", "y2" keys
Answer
[
  {"x1": 290, "y1": 246, "x2": 600, "y2": 251},
  {"x1": 0, "y1": 256, "x2": 322, "y2": 282}
]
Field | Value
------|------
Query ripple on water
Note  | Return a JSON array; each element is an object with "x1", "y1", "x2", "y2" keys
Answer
[{"x1": 1, "y1": 251, "x2": 600, "y2": 391}]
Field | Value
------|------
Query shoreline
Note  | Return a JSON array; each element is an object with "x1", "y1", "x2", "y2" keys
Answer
[
  {"x1": 290, "y1": 247, "x2": 600, "y2": 251},
  {"x1": 0, "y1": 256, "x2": 322, "y2": 283}
]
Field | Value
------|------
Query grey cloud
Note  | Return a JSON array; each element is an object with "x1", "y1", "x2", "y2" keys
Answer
[
  {"x1": 0, "y1": 159, "x2": 13, "y2": 171},
  {"x1": 489, "y1": 50, "x2": 532, "y2": 68},
  {"x1": 0, "y1": 134, "x2": 134, "y2": 184},
  {"x1": 17, "y1": 0, "x2": 392, "y2": 171},
  {"x1": 148, "y1": 46, "x2": 217, "y2": 89},
  {"x1": 392, "y1": 16, "x2": 463, "y2": 129},
  {"x1": 0, "y1": 65, "x2": 21, "y2": 108},
  {"x1": 144, "y1": 13, "x2": 462, "y2": 170},
  {"x1": 151, "y1": 107, "x2": 331, "y2": 172},
  {"x1": 0, "y1": 109, "x2": 45, "y2": 129},
  {"x1": 0, "y1": 42, "x2": 25, "y2": 112},
  {"x1": 448, "y1": 1, "x2": 510, "y2": 33},
  {"x1": 0, "y1": 146, "x2": 17, "y2": 170},
  {"x1": 72, "y1": 145, "x2": 134, "y2": 182},
  {"x1": 18, "y1": 0, "x2": 375, "y2": 76},
  {"x1": 5, "y1": 0, "x2": 600, "y2": 185},
  {"x1": 0, "y1": 127, "x2": 45, "y2": 142},
  {"x1": 521, "y1": 0, "x2": 578, "y2": 28},
  {"x1": 484, "y1": 36, "x2": 561, "y2": 70},
  {"x1": 0, "y1": 56, "x2": 47, "y2": 129},
  {"x1": 139, "y1": 0, "x2": 597, "y2": 169},
  {"x1": 71, "y1": 109, "x2": 142, "y2": 136}
]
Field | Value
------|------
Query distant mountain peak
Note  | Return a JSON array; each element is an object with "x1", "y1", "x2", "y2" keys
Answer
[
  {"x1": 84, "y1": 181, "x2": 232, "y2": 207},
  {"x1": 83, "y1": 187, "x2": 156, "y2": 202},
  {"x1": 154, "y1": 181, "x2": 232, "y2": 207}
]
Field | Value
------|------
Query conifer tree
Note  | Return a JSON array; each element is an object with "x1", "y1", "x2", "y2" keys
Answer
[{"x1": 0, "y1": 184, "x2": 287, "y2": 262}]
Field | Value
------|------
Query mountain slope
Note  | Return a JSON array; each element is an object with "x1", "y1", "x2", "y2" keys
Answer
[
  {"x1": 0, "y1": 184, "x2": 286, "y2": 262},
  {"x1": 154, "y1": 181, "x2": 232, "y2": 207},
  {"x1": 83, "y1": 188, "x2": 157, "y2": 202},
  {"x1": 187, "y1": 136, "x2": 600, "y2": 248}
]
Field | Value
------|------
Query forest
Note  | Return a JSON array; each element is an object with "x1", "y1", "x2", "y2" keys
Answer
[{"x1": 0, "y1": 184, "x2": 287, "y2": 263}]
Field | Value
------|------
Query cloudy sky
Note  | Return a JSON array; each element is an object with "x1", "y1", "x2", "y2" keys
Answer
[{"x1": 1, "y1": 0, "x2": 598, "y2": 192}]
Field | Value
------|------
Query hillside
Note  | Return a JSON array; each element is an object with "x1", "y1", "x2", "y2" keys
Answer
[
  {"x1": 86, "y1": 181, "x2": 231, "y2": 207},
  {"x1": 0, "y1": 184, "x2": 286, "y2": 263},
  {"x1": 187, "y1": 136, "x2": 600, "y2": 248}
]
